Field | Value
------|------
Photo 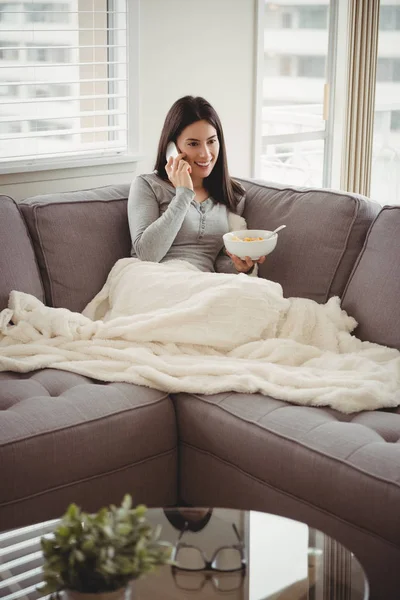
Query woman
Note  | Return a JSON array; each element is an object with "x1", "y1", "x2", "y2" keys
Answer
[{"x1": 127, "y1": 95, "x2": 266, "y2": 275}]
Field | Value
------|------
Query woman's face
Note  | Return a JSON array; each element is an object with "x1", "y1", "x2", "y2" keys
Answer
[{"x1": 176, "y1": 119, "x2": 220, "y2": 181}]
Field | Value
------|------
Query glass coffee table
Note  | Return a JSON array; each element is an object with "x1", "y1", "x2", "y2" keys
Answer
[{"x1": 0, "y1": 507, "x2": 368, "y2": 599}]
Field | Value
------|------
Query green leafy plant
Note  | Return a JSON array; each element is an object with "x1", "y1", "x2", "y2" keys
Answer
[{"x1": 37, "y1": 495, "x2": 172, "y2": 595}]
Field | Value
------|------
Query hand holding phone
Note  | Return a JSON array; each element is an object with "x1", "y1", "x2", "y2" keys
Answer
[{"x1": 165, "y1": 142, "x2": 193, "y2": 190}]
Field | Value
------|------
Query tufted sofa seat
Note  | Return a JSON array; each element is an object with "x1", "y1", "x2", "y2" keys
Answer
[
  {"x1": 0, "y1": 369, "x2": 177, "y2": 528},
  {"x1": 175, "y1": 392, "x2": 400, "y2": 597},
  {"x1": 176, "y1": 392, "x2": 400, "y2": 547}
]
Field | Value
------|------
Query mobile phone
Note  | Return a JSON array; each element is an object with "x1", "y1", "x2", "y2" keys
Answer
[{"x1": 166, "y1": 141, "x2": 179, "y2": 161}]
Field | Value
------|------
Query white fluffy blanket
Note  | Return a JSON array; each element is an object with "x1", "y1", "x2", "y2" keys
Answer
[{"x1": 0, "y1": 258, "x2": 399, "y2": 414}]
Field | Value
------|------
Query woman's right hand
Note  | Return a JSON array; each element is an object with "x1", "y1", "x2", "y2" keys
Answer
[{"x1": 165, "y1": 153, "x2": 193, "y2": 191}]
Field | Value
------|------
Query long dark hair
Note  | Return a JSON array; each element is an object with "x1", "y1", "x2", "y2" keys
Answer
[{"x1": 154, "y1": 96, "x2": 244, "y2": 213}]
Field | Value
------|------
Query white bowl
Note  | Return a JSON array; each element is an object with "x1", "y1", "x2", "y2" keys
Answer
[{"x1": 223, "y1": 229, "x2": 279, "y2": 260}]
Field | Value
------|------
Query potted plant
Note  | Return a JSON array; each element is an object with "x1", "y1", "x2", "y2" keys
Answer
[{"x1": 37, "y1": 495, "x2": 172, "y2": 600}]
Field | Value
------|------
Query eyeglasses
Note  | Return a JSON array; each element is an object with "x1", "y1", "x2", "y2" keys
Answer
[
  {"x1": 172, "y1": 569, "x2": 246, "y2": 592},
  {"x1": 171, "y1": 521, "x2": 246, "y2": 573}
]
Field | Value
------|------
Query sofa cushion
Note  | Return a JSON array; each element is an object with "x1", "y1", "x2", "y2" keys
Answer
[
  {"x1": 341, "y1": 206, "x2": 400, "y2": 350},
  {"x1": 238, "y1": 179, "x2": 380, "y2": 303},
  {"x1": 0, "y1": 369, "x2": 177, "y2": 530},
  {"x1": 19, "y1": 185, "x2": 131, "y2": 312},
  {"x1": 0, "y1": 195, "x2": 44, "y2": 311},
  {"x1": 174, "y1": 391, "x2": 400, "y2": 548}
]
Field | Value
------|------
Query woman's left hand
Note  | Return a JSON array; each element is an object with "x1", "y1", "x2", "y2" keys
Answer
[{"x1": 227, "y1": 252, "x2": 266, "y2": 273}]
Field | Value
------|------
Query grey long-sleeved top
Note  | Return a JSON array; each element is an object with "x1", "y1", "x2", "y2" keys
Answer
[{"x1": 127, "y1": 172, "x2": 245, "y2": 274}]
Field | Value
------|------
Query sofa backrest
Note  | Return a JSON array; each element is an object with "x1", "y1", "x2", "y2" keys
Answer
[
  {"x1": 0, "y1": 195, "x2": 44, "y2": 311},
  {"x1": 17, "y1": 178, "x2": 381, "y2": 315},
  {"x1": 238, "y1": 179, "x2": 380, "y2": 303},
  {"x1": 19, "y1": 185, "x2": 131, "y2": 313},
  {"x1": 341, "y1": 206, "x2": 400, "y2": 350}
]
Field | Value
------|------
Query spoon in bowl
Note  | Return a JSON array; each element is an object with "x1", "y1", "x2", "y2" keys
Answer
[{"x1": 264, "y1": 224, "x2": 286, "y2": 239}]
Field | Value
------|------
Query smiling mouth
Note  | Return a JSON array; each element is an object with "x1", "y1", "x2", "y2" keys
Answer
[{"x1": 195, "y1": 161, "x2": 212, "y2": 167}]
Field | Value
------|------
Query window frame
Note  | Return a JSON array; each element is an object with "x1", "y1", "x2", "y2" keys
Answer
[
  {"x1": 252, "y1": 0, "x2": 362, "y2": 191},
  {"x1": 252, "y1": 0, "x2": 342, "y2": 186},
  {"x1": 254, "y1": 0, "x2": 400, "y2": 201},
  {"x1": 0, "y1": 0, "x2": 140, "y2": 176}
]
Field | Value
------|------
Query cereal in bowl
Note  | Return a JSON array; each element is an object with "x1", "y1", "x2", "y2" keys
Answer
[{"x1": 231, "y1": 236, "x2": 265, "y2": 242}]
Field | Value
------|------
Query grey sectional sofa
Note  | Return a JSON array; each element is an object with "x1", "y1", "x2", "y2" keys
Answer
[{"x1": 0, "y1": 179, "x2": 399, "y2": 599}]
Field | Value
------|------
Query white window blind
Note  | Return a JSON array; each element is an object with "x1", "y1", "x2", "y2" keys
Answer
[{"x1": 0, "y1": 0, "x2": 129, "y2": 170}]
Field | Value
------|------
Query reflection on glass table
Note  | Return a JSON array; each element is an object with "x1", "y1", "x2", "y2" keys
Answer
[
  {"x1": 0, "y1": 507, "x2": 368, "y2": 600},
  {"x1": 172, "y1": 569, "x2": 246, "y2": 593}
]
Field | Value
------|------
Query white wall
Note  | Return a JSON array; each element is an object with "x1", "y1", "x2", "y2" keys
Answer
[
  {"x1": 137, "y1": 0, "x2": 256, "y2": 178},
  {"x1": 0, "y1": 0, "x2": 256, "y2": 201}
]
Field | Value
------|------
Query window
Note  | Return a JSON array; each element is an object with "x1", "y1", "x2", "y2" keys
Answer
[
  {"x1": 391, "y1": 110, "x2": 400, "y2": 130},
  {"x1": 377, "y1": 57, "x2": 400, "y2": 82},
  {"x1": 394, "y1": 59, "x2": 400, "y2": 82},
  {"x1": 29, "y1": 119, "x2": 70, "y2": 132},
  {"x1": 31, "y1": 83, "x2": 70, "y2": 98},
  {"x1": 0, "y1": 42, "x2": 20, "y2": 61},
  {"x1": 0, "y1": 82, "x2": 19, "y2": 97},
  {"x1": 27, "y1": 44, "x2": 70, "y2": 63},
  {"x1": 281, "y1": 12, "x2": 292, "y2": 29},
  {"x1": 377, "y1": 57, "x2": 392, "y2": 81},
  {"x1": 0, "y1": 0, "x2": 131, "y2": 170},
  {"x1": 280, "y1": 55, "x2": 292, "y2": 76},
  {"x1": 379, "y1": 6, "x2": 400, "y2": 30},
  {"x1": 371, "y1": 1, "x2": 400, "y2": 205},
  {"x1": 258, "y1": 1, "x2": 331, "y2": 187},
  {"x1": 25, "y1": 2, "x2": 69, "y2": 23},
  {"x1": 29, "y1": 119, "x2": 72, "y2": 140},
  {"x1": 0, "y1": 3, "x2": 21, "y2": 24},
  {"x1": 0, "y1": 120, "x2": 22, "y2": 134},
  {"x1": 297, "y1": 56, "x2": 326, "y2": 78},
  {"x1": 257, "y1": 0, "x2": 400, "y2": 205},
  {"x1": 298, "y1": 6, "x2": 328, "y2": 29}
]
